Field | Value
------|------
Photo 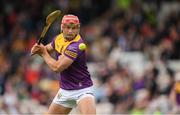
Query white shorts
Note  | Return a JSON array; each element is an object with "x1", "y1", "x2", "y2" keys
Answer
[{"x1": 52, "y1": 86, "x2": 94, "y2": 108}]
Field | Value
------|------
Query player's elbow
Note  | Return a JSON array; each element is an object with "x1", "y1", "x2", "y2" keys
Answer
[
  {"x1": 52, "y1": 68, "x2": 60, "y2": 73},
  {"x1": 52, "y1": 66, "x2": 62, "y2": 73}
]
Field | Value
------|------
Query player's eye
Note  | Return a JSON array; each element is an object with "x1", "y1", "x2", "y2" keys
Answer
[
  {"x1": 72, "y1": 26, "x2": 78, "y2": 29},
  {"x1": 63, "y1": 24, "x2": 79, "y2": 30},
  {"x1": 67, "y1": 26, "x2": 71, "y2": 29}
]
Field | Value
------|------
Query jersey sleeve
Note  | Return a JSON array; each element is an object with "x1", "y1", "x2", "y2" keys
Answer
[{"x1": 63, "y1": 42, "x2": 82, "y2": 60}]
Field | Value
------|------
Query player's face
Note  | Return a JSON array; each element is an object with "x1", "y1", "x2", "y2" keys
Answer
[{"x1": 62, "y1": 23, "x2": 80, "y2": 41}]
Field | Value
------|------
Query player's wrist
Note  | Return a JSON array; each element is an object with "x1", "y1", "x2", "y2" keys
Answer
[{"x1": 41, "y1": 50, "x2": 48, "y2": 57}]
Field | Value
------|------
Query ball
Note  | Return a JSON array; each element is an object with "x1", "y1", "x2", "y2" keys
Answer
[{"x1": 79, "y1": 43, "x2": 86, "y2": 51}]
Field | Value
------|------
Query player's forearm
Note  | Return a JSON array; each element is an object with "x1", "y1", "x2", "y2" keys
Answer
[
  {"x1": 42, "y1": 51, "x2": 65, "y2": 72},
  {"x1": 45, "y1": 43, "x2": 54, "y2": 53}
]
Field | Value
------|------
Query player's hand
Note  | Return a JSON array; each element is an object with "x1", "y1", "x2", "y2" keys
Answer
[{"x1": 31, "y1": 43, "x2": 47, "y2": 56}]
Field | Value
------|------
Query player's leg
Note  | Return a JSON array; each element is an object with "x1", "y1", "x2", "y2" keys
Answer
[
  {"x1": 77, "y1": 94, "x2": 96, "y2": 114},
  {"x1": 47, "y1": 102, "x2": 72, "y2": 114},
  {"x1": 47, "y1": 88, "x2": 73, "y2": 114}
]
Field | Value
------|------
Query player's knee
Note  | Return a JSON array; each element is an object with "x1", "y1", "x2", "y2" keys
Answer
[{"x1": 77, "y1": 96, "x2": 96, "y2": 114}]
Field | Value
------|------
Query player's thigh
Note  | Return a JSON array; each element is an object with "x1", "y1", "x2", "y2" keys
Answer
[
  {"x1": 77, "y1": 94, "x2": 96, "y2": 114},
  {"x1": 47, "y1": 102, "x2": 72, "y2": 114}
]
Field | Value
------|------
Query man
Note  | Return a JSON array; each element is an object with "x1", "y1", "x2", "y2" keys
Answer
[{"x1": 31, "y1": 14, "x2": 96, "y2": 114}]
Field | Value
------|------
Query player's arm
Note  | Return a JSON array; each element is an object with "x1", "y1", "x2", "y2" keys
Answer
[
  {"x1": 31, "y1": 43, "x2": 73, "y2": 72},
  {"x1": 42, "y1": 50, "x2": 73, "y2": 72},
  {"x1": 43, "y1": 42, "x2": 80, "y2": 72}
]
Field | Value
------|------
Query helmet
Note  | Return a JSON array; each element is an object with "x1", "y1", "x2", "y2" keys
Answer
[{"x1": 61, "y1": 14, "x2": 80, "y2": 30}]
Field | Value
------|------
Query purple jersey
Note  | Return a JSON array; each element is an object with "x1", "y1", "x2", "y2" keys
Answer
[{"x1": 51, "y1": 33, "x2": 93, "y2": 90}]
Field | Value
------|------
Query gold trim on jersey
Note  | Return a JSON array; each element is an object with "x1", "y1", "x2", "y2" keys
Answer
[{"x1": 64, "y1": 50, "x2": 77, "y2": 58}]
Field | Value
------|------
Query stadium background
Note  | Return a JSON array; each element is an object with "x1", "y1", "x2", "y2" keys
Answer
[{"x1": 0, "y1": 0, "x2": 180, "y2": 114}]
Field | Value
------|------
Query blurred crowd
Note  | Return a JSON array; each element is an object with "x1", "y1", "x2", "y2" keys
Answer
[{"x1": 0, "y1": 0, "x2": 180, "y2": 114}]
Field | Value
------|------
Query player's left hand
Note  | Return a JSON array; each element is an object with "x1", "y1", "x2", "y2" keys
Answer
[{"x1": 31, "y1": 43, "x2": 47, "y2": 56}]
